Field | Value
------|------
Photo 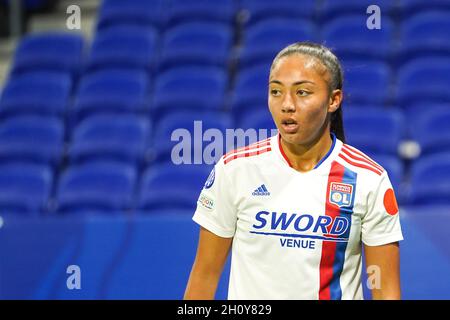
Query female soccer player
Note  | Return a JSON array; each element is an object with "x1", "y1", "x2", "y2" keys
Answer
[{"x1": 184, "y1": 42, "x2": 403, "y2": 300}]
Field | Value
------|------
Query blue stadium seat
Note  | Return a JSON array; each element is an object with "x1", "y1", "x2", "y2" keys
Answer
[
  {"x1": 0, "y1": 72, "x2": 72, "y2": 117},
  {"x1": 159, "y1": 22, "x2": 232, "y2": 70},
  {"x1": 11, "y1": 32, "x2": 84, "y2": 77},
  {"x1": 69, "y1": 114, "x2": 151, "y2": 164},
  {"x1": 370, "y1": 154, "x2": 404, "y2": 197},
  {"x1": 412, "y1": 107, "x2": 450, "y2": 155},
  {"x1": 403, "y1": 103, "x2": 449, "y2": 136},
  {"x1": 73, "y1": 69, "x2": 149, "y2": 121},
  {"x1": 344, "y1": 108, "x2": 404, "y2": 155},
  {"x1": 87, "y1": 25, "x2": 159, "y2": 71},
  {"x1": 151, "y1": 110, "x2": 233, "y2": 164},
  {"x1": 319, "y1": 0, "x2": 396, "y2": 21},
  {"x1": 236, "y1": 111, "x2": 277, "y2": 148},
  {"x1": 342, "y1": 60, "x2": 392, "y2": 105},
  {"x1": 96, "y1": 0, "x2": 166, "y2": 30},
  {"x1": 399, "y1": 11, "x2": 450, "y2": 60},
  {"x1": 0, "y1": 116, "x2": 64, "y2": 166},
  {"x1": 322, "y1": 15, "x2": 395, "y2": 60},
  {"x1": 240, "y1": 0, "x2": 316, "y2": 25},
  {"x1": 397, "y1": 57, "x2": 450, "y2": 106},
  {"x1": 166, "y1": 0, "x2": 236, "y2": 25},
  {"x1": 0, "y1": 163, "x2": 52, "y2": 214},
  {"x1": 409, "y1": 153, "x2": 450, "y2": 205},
  {"x1": 398, "y1": 0, "x2": 450, "y2": 16},
  {"x1": 238, "y1": 110, "x2": 275, "y2": 131},
  {"x1": 138, "y1": 163, "x2": 211, "y2": 211},
  {"x1": 56, "y1": 161, "x2": 137, "y2": 213},
  {"x1": 234, "y1": 103, "x2": 272, "y2": 129},
  {"x1": 239, "y1": 18, "x2": 318, "y2": 68},
  {"x1": 152, "y1": 66, "x2": 227, "y2": 117},
  {"x1": 231, "y1": 64, "x2": 269, "y2": 114}
]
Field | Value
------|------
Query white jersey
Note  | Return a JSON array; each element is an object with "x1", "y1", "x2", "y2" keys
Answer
[{"x1": 193, "y1": 133, "x2": 404, "y2": 300}]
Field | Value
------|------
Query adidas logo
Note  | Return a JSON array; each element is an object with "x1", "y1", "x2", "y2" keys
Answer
[{"x1": 252, "y1": 184, "x2": 270, "y2": 196}]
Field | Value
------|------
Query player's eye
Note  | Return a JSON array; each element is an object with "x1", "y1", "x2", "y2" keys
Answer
[
  {"x1": 297, "y1": 89, "x2": 310, "y2": 97},
  {"x1": 270, "y1": 89, "x2": 282, "y2": 97}
]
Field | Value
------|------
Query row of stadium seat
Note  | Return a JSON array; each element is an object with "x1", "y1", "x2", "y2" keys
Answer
[
  {"x1": 238, "y1": 14, "x2": 450, "y2": 66},
  {"x1": 94, "y1": 0, "x2": 450, "y2": 29},
  {"x1": 0, "y1": 161, "x2": 209, "y2": 215},
  {"x1": 8, "y1": 10, "x2": 450, "y2": 78},
  {"x1": 2, "y1": 61, "x2": 450, "y2": 122},
  {"x1": 7, "y1": 0, "x2": 448, "y2": 25},
  {"x1": 0, "y1": 106, "x2": 449, "y2": 165},
  {"x1": 3, "y1": 0, "x2": 450, "y2": 31},
  {"x1": 0, "y1": 152, "x2": 448, "y2": 215}
]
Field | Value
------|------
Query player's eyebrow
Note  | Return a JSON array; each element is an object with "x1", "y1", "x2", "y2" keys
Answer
[{"x1": 269, "y1": 80, "x2": 316, "y2": 86}]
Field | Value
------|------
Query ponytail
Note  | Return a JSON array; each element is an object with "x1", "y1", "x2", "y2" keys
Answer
[{"x1": 330, "y1": 106, "x2": 345, "y2": 143}]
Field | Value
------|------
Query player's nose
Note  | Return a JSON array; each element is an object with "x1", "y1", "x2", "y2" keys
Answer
[{"x1": 281, "y1": 92, "x2": 295, "y2": 113}]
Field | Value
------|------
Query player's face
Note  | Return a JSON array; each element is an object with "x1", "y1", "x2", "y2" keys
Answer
[{"x1": 268, "y1": 54, "x2": 340, "y2": 146}]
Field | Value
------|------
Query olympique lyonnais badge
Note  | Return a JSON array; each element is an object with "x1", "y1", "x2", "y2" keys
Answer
[{"x1": 329, "y1": 182, "x2": 354, "y2": 207}]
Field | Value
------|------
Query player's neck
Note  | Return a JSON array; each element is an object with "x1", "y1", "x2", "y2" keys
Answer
[{"x1": 280, "y1": 130, "x2": 333, "y2": 172}]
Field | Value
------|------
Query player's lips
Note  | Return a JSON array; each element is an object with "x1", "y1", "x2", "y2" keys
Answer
[{"x1": 281, "y1": 118, "x2": 299, "y2": 133}]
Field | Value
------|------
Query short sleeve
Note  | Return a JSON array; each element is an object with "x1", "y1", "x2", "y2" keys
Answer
[
  {"x1": 192, "y1": 160, "x2": 237, "y2": 238},
  {"x1": 361, "y1": 171, "x2": 404, "y2": 246}
]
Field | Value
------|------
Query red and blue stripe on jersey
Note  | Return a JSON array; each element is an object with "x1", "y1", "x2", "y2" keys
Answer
[
  {"x1": 223, "y1": 137, "x2": 272, "y2": 164},
  {"x1": 319, "y1": 161, "x2": 357, "y2": 300},
  {"x1": 339, "y1": 144, "x2": 383, "y2": 176}
]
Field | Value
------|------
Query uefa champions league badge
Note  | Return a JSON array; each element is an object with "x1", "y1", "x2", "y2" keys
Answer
[
  {"x1": 329, "y1": 182, "x2": 354, "y2": 207},
  {"x1": 204, "y1": 167, "x2": 215, "y2": 189}
]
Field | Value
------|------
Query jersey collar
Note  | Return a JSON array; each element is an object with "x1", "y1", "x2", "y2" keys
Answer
[{"x1": 274, "y1": 132, "x2": 341, "y2": 172}]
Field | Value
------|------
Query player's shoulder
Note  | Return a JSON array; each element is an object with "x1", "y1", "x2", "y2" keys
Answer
[
  {"x1": 218, "y1": 136, "x2": 275, "y2": 168},
  {"x1": 336, "y1": 142, "x2": 387, "y2": 180}
]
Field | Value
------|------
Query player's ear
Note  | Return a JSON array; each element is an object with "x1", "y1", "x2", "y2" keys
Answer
[{"x1": 327, "y1": 89, "x2": 342, "y2": 113}]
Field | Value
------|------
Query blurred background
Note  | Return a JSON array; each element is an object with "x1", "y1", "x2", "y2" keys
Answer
[{"x1": 0, "y1": 0, "x2": 449, "y2": 299}]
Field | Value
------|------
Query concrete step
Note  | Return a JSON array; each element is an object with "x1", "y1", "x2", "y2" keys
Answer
[
  {"x1": 0, "y1": 58, "x2": 12, "y2": 88},
  {"x1": 56, "y1": 0, "x2": 102, "y2": 14},
  {"x1": 27, "y1": 11, "x2": 97, "y2": 39},
  {"x1": 27, "y1": 0, "x2": 101, "y2": 39},
  {"x1": 0, "y1": 37, "x2": 18, "y2": 58},
  {"x1": 0, "y1": 38, "x2": 17, "y2": 86}
]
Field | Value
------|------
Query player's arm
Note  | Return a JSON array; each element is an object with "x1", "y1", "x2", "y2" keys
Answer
[
  {"x1": 364, "y1": 242, "x2": 401, "y2": 300},
  {"x1": 184, "y1": 227, "x2": 232, "y2": 300}
]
